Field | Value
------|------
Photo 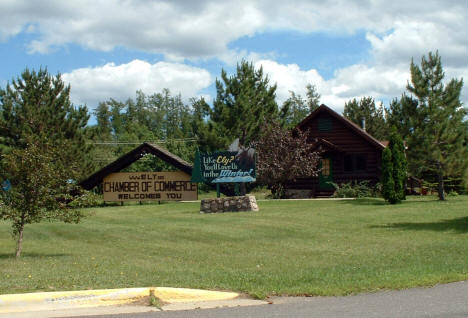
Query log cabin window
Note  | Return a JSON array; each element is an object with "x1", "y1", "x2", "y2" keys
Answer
[
  {"x1": 318, "y1": 117, "x2": 332, "y2": 132},
  {"x1": 321, "y1": 158, "x2": 330, "y2": 176},
  {"x1": 355, "y1": 155, "x2": 367, "y2": 171},
  {"x1": 344, "y1": 155, "x2": 353, "y2": 172},
  {"x1": 344, "y1": 154, "x2": 367, "y2": 172}
]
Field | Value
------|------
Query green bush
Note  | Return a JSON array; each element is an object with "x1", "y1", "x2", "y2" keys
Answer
[{"x1": 331, "y1": 181, "x2": 380, "y2": 198}]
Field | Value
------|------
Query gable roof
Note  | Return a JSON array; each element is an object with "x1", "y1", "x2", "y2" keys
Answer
[
  {"x1": 297, "y1": 104, "x2": 386, "y2": 150},
  {"x1": 79, "y1": 142, "x2": 193, "y2": 190}
]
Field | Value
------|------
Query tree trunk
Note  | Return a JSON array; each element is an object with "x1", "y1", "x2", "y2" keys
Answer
[
  {"x1": 15, "y1": 224, "x2": 25, "y2": 259},
  {"x1": 437, "y1": 163, "x2": 445, "y2": 201}
]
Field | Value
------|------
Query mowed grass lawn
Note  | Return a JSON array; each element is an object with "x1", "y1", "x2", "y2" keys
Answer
[{"x1": 1, "y1": 196, "x2": 468, "y2": 298}]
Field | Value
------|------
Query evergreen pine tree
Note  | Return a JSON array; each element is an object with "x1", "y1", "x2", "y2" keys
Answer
[
  {"x1": 210, "y1": 60, "x2": 278, "y2": 147},
  {"x1": 382, "y1": 147, "x2": 398, "y2": 204},
  {"x1": 279, "y1": 84, "x2": 321, "y2": 128},
  {"x1": 280, "y1": 91, "x2": 310, "y2": 128},
  {"x1": 385, "y1": 95, "x2": 418, "y2": 141},
  {"x1": 0, "y1": 68, "x2": 93, "y2": 176},
  {"x1": 389, "y1": 128, "x2": 407, "y2": 201},
  {"x1": 406, "y1": 51, "x2": 467, "y2": 200},
  {"x1": 305, "y1": 84, "x2": 321, "y2": 113},
  {"x1": 343, "y1": 97, "x2": 388, "y2": 140}
]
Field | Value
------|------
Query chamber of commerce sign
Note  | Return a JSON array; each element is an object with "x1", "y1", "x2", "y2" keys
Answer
[{"x1": 103, "y1": 171, "x2": 197, "y2": 201}]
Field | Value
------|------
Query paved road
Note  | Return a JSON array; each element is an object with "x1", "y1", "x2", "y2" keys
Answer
[{"x1": 73, "y1": 281, "x2": 468, "y2": 318}]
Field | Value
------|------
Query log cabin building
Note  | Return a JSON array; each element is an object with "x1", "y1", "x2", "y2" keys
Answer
[{"x1": 286, "y1": 104, "x2": 386, "y2": 197}]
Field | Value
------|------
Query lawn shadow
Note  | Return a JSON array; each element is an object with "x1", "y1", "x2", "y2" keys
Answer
[
  {"x1": 338, "y1": 198, "x2": 387, "y2": 206},
  {"x1": 370, "y1": 216, "x2": 468, "y2": 233},
  {"x1": 0, "y1": 252, "x2": 71, "y2": 259},
  {"x1": 338, "y1": 197, "x2": 443, "y2": 206}
]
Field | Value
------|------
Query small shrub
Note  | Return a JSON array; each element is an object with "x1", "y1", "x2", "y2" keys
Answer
[{"x1": 331, "y1": 181, "x2": 379, "y2": 198}]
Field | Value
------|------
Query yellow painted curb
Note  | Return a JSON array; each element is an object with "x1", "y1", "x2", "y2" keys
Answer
[
  {"x1": 0, "y1": 287, "x2": 239, "y2": 314},
  {"x1": 152, "y1": 287, "x2": 239, "y2": 303}
]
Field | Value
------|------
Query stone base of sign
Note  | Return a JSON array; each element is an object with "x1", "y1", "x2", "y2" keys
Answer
[{"x1": 200, "y1": 195, "x2": 259, "y2": 213}]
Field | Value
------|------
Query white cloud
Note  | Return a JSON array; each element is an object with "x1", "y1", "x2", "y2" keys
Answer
[
  {"x1": 258, "y1": 58, "x2": 468, "y2": 113},
  {"x1": 2, "y1": 0, "x2": 468, "y2": 66},
  {"x1": 367, "y1": 20, "x2": 468, "y2": 68},
  {"x1": 62, "y1": 60, "x2": 212, "y2": 107},
  {"x1": 254, "y1": 60, "x2": 324, "y2": 103},
  {"x1": 2, "y1": 0, "x2": 468, "y2": 109},
  {"x1": 256, "y1": 59, "x2": 410, "y2": 112}
]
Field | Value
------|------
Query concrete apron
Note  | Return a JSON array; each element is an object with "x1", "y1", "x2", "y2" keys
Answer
[{"x1": 0, "y1": 287, "x2": 267, "y2": 317}]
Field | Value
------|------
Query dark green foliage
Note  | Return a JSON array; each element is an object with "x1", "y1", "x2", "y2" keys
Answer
[
  {"x1": 0, "y1": 68, "x2": 93, "y2": 176},
  {"x1": 380, "y1": 131, "x2": 406, "y2": 204},
  {"x1": 210, "y1": 60, "x2": 278, "y2": 147},
  {"x1": 280, "y1": 91, "x2": 310, "y2": 128},
  {"x1": 389, "y1": 129, "x2": 407, "y2": 200},
  {"x1": 382, "y1": 147, "x2": 398, "y2": 204},
  {"x1": 0, "y1": 141, "x2": 84, "y2": 257},
  {"x1": 343, "y1": 97, "x2": 388, "y2": 140},
  {"x1": 404, "y1": 52, "x2": 467, "y2": 200},
  {"x1": 280, "y1": 84, "x2": 321, "y2": 128},
  {"x1": 331, "y1": 181, "x2": 381, "y2": 198},
  {"x1": 385, "y1": 95, "x2": 418, "y2": 140},
  {"x1": 89, "y1": 89, "x2": 200, "y2": 171},
  {"x1": 305, "y1": 84, "x2": 321, "y2": 112}
]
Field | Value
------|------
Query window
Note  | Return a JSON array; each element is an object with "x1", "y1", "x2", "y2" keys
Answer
[
  {"x1": 355, "y1": 155, "x2": 367, "y2": 171},
  {"x1": 321, "y1": 159, "x2": 330, "y2": 176},
  {"x1": 343, "y1": 154, "x2": 367, "y2": 172},
  {"x1": 344, "y1": 155, "x2": 353, "y2": 172},
  {"x1": 318, "y1": 117, "x2": 332, "y2": 132}
]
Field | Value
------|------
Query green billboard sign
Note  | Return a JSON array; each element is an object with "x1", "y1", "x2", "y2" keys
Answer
[{"x1": 191, "y1": 150, "x2": 256, "y2": 183}]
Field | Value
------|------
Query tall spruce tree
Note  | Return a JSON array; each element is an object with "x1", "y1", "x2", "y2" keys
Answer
[
  {"x1": 210, "y1": 60, "x2": 278, "y2": 147},
  {"x1": 382, "y1": 147, "x2": 398, "y2": 204},
  {"x1": 0, "y1": 68, "x2": 92, "y2": 175},
  {"x1": 389, "y1": 128, "x2": 407, "y2": 201},
  {"x1": 405, "y1": 51, "x2": 467, "y2": 200},
  {"x1": 343, "y1": 97, "x2": 388, "y2": 140}
]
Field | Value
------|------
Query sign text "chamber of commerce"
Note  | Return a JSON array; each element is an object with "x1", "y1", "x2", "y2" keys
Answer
[{"x1": 103, "y1": 171, "x2": 197, "y2": 202}]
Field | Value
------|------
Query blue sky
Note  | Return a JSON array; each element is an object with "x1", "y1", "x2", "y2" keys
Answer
[{"x1": 1, "y1": 0, "x2": 467, "y2": 124}]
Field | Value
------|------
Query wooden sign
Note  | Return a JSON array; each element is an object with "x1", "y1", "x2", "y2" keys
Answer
[
  {"x1": 191, "y1": 150, "x2": 256, "y2": 183},
  {"x1": 103, "y1": 171, "x2": 197, "y2": 202}
]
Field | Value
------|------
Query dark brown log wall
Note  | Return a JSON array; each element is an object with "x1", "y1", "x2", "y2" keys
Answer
[{"x1": 291, "y1": 112, "x2": 382, "y2": 190}]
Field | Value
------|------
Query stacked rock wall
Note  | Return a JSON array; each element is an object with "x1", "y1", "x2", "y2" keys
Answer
[{"x1": 200, "y1": 195, "x2": 259, "y2": 213}]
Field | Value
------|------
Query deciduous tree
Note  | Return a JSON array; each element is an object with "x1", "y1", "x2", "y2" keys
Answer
[
  {"x1": 0, "y1": 141, "x2": 83, "y2": 258},
  {"x1": 255, "y1": 121, "x2": 320, "y2": 198}
]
